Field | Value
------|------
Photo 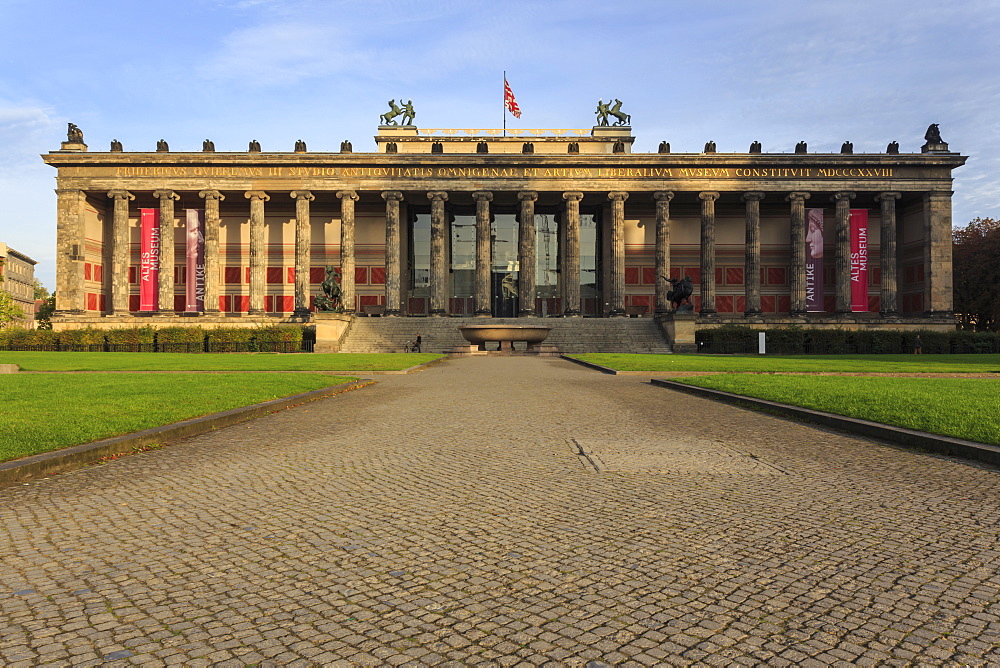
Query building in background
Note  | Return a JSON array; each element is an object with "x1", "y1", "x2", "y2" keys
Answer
[
  {"x1": 0, "y1": 242, "x2": 38, "y2": 328},
  {"x1": 41, "y1": 115, "x2": 965, "y2": 347}
]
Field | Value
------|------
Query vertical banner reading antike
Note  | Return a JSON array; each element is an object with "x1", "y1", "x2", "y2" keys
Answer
[
  {"x1": 185, "y1": 209, "x2": 205, "y2": 312},
  {"x1": 850, "y1": 209, "x2": 869, "y2": 312},
  {"x1": 139, "y1": 209, "x2": 160, "y2": 311},
  {"x1": 805, "y1": 208, "x2": 825, "y2": 311}
]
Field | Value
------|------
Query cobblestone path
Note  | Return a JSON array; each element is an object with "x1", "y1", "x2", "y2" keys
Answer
[{"x1": 3, "y1": 356, "x2": 1000, "y2": 666}]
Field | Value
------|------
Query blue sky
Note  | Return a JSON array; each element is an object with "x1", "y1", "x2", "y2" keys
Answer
[{"x1": 2, "y1": 0, "x2": 998, "y2": 290}]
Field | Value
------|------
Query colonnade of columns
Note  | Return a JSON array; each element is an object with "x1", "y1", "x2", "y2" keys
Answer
[{"x1": 66, "y1": 187, "x2": 940, "y2": 319}]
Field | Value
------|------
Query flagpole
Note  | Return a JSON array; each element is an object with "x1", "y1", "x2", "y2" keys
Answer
[{"x1": 503, "y1": 70, "x2": 506, "y2": 137}]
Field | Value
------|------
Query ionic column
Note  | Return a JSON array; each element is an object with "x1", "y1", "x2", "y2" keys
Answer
[
  {"x1": 291, "y1": 191, "x2": 314, "y2": 316},
  {"x1": 517, "y1": 191, "x2": 538, "y2": 316},
  {"x1": 786, "y1": 192, "x2": 811, "y2": 315},
  {"x1": 153, "y1": 190, "x2": 179, "y2": 314},
  {"x1": 382, "y1": 191, "x2": 404, "y2": 316},
  {"x1": 245, "y1": 190, "x2": 270, "y2": 315},
  {"x1": 199, "y1": 190, "x2": 224, "y2": 314},
  {"x1": 875, "y1": 192, "x2": 902, "y2": 316},
  {"x1": 107, "y1": 190, "x2": 135, "y2": 315},
  {"x1": 743, "y1": 191, "x2": 765, "y2": 316},
  {"x1": 699, "y1": 192, "x2": 720, "y2": 315},
  {"x1": 607, "y1": 191, "x2": 629, "y2": 317},
  {"x1": 653, "y1": 191, "x2": 674, "y2": 314},
  {"x1": 55, "y1": 189, "x2": 87, "y2": 313},
  {"x1": 924, "y1": 191, "x2": 954, "y2": 316},
  {"x1": 427, "y1": 191, "x2": 449, "y2": 316},
  {"x1": 472, "y1": 191, "x2": 493, "y2": 316},
  {"x1": 336, "y1": 190, "x2": 359, "y2": 314},
  {"x1": 562, "y1": 192, "x2": 584, "y2": 317},
  {"x1": 831, "y1": 191, "x2": 856, "y2": 313}
]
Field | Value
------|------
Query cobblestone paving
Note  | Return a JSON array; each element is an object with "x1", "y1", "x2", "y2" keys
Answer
[{"x1": 2, "y1": 356, "x2": 1000, "y2": 666}]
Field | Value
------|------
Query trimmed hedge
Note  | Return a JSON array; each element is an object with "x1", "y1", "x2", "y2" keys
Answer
[
  {"x1": 696, "y1": 325, "x2": 1000, "y2": 355},
  {"x1": 0, "y1": 325, "x2": 312, "y2": 353}
]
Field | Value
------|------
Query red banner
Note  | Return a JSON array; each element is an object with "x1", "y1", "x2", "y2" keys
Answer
[
  {"x1": 185, "y1": 209, "x2": 205, "y2": 312},
  {"x1": 850, "y1": 209, "x2": 869, "y2": 312},
  {"x1": 139, "y1": 209, "x2": 160, "y2": 311},
  {"x1": 805, "y1": 208, "x2": 825, "y2": 311}
]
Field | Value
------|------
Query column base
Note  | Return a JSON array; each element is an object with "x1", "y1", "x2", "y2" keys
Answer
[
  {"x1": 608, "y1": 309, "x2": 627, "y2": 318},
  {"x1": 879, "y1": 310, "x2": 900, "y2": 318},
  {"x1": 563, "y1": 309, "x2": 582, "y2": 317},
  {"x1": 293, "y1": 307, "x2": 311, "y2": 317},
  {"x1": 517, "y1": 309, "x2": 536, "y2": 317},
  {"x1": 744, "y1": 309, "x2": 763, "y2": 317},
  {"x1": 154, "y1": 310, "x2": 176, "y2": 317},
  {"x1": 429, "y1": 309, "x2": 447, "y2": 317},
  {"x1": 788, "y1": 309, "x2": 807, "y2": 317},
  {"x1": 248, "y1": 309, "x2": 265, "y2": 316},
  {"x1": 474, "y1": 309, "x2": 492, "y2": 317},
  {"x1": 384, "y1": 309, "x2": 400, "y2": 317},
  {"x1": 699, "y1": 309, "x2": 717, "y2": 317}
]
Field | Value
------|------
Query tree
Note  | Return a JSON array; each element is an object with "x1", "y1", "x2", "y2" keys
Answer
[
  {"x1": 35, "y1": 294, "x2": 56, "y2": 330},
  {"x1": 953, "y1": 217, "x2": 1000, "y2": 331},
  {"x1": 33, "y1": 279, "x2": 50, "y2": 300},
  {"x1": 0, "y1": 290, "x2": 25, "y2": 327}
]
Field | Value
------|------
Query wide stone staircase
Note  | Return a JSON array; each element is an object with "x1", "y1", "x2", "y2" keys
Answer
[{"x1": 337, "y1": 317, "x2": 672, "y2": 354}]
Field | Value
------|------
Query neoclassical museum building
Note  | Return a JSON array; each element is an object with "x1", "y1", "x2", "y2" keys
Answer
[{"x1": 44, "y1": 115, "x2": 965, "y2": 347}]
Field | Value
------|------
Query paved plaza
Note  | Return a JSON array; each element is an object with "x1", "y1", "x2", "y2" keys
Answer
[{"x1": 2, "y1": 357, "x2": 1000, "y2": 666}]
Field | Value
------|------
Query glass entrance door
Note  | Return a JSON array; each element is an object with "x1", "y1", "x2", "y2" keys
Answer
[{"x1": 491, "y1": 213, "x2": 519, "y2": 317}]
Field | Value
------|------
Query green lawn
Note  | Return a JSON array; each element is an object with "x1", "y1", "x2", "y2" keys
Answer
[
  {"x1": 0, "y1": 352, "x2": 443, "y2": 372},
  {"x1": 672, "y1": 374, "x2": 1000, "y2": 446},
  {"x1": 0, "y1": 373, "x2": 355, "y2": 462},
  {"x1": 572, "y1": 353, "x2": 1000, "y2": 374}
]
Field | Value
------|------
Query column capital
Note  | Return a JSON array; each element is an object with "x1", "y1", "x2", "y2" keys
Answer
[
  {"x1": 472, "y1": 191, "x2": 494, "y2": 202},
  {"x1": 786, "y1": 191, "x2": 811, "y2": 203},
  {"x1": 831, "y1": 191, "x2": 856, "y2": 202},
  {"x1": 698, "y1": 191, "x2": 720, "y2": 202},
  {"x1": 427, "y1": 191, "x2": 448, "y2": 202},
  {"x1": 874, "y1": 191, "x2": 902, "y2": 202},
  {"x1": 153, "y1": 190, "x2": 180, "y2": 201},
  {"x1": 608, "y1": 191, "x2": 629, "y2": 202},
  {"x1": 741, "y1": 191, "x2": 765, "y2": 202},
  {"x1": 518, "y1": 190, "x2": 538, "y2": 202},
  {"x1": 244, "y1": 190, "x2": 270, "y2": 202},
  {"x1": 653, "y1": 191, "x2": 674, "y2": 202},
  {"x1": 562, "y1": 191, "x2": 584, "y2": 202},
  {"x1": 199, "y1": 189, "x2": 225, "y2": 201},
  {"x1": 107, "y1": 190, "x2": 134, "y2": 201},
  {"x1": 290, "y1": 190, "x2": 315, "y2": 201},
  {"x1": 381, "y1": 190, "x2": 404, "y2": 202},
  {"x1": 336, "y1": 190, "x2": 359, "y2": 201}
]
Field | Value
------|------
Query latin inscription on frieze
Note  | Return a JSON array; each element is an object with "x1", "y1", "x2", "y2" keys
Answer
[{"x1": 108, "y1": 165, "x2": 896, "y2": 180}]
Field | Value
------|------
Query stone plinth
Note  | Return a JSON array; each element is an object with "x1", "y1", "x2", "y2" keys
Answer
[
  {"x1": 313, "y1": 312, "x2": 353, "y2": 353},
  {"x1": 656, "y1": 313, "x2": 697, "y2": 353}
]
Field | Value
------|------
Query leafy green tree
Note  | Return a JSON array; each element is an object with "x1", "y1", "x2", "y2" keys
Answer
[
  {"x1": 0, "y1": 290, "x2": 25, "y2": 327},
  {"x1": 33, "y1": 279, "x2": 50, "y2": 300},
  {"x1": 954, "y1": 217, "x2": 1000, "y2": 331},
  {"x1": 35, "y1": 294, "x2": 56, "y2": 330}
]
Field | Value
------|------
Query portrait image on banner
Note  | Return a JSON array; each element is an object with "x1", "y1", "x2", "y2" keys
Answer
[
  {"x1": 139, "y1": 208, "x2": 160, "y2": 312},
  {"x1": 805, "y1": 208, "x2": 825, "y2": 311},
  {"x1": 185, "y1": 209, "x2": 205, "y2": 312},
  {"x1": 850, "y1": 209, "x2": 869, "y2": 312}
]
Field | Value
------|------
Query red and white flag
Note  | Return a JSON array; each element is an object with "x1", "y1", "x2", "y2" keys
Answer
[{"x1": 504, "y1": 77, "x2": 521, "y2": 118}]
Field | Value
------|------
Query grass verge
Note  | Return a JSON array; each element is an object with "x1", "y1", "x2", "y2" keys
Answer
[
  {"x1": 0, "y1": 352, "x2": 443, "y2": 372},
  {"x1": 572, "y1": 353, "x2": 1000, "y2": 374},
  {"x1": 672, "y1": 374, "x2": 1000, "y2": 446},
  {"x1": 0, "y1": 373, "x2": 354, "y2": 461}
]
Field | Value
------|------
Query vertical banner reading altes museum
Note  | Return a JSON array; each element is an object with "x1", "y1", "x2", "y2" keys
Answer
[
  {"x1": 850, "y1": 209, "x2": 869, "y2": 312},
  {"x1": 805, "y1": 208, "x2": 825, "y2": 311},
  {"x1": 139, "y1": 209, "x2": 160, "y2": 311},
  {"x1": 185, "y1": 209, "x2": 205, "y2": 312}
]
